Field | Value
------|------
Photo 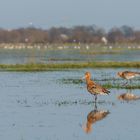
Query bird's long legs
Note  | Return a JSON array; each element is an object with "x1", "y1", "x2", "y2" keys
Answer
[
  {"x1": 92, "y1": 94, "x2": 97, "y2": 110},
  {"x1": 129, "y1": 79, "x2": 132, "y2": 84},
  {"x1": 92, "y1": 95, "x2": 98, "y2": 110},
  {"x1": 94, "y1": 101, "x2": 97, "y2": 111},
  {"x1": 95, "y1": 94, "x2": 97, "y2": 103},
  {"x1": 122, "y1": 80, "x2": 128, "y2": 86},
  {"x1": 123, "y1": 79, "x2": 132, "y2": 86}
]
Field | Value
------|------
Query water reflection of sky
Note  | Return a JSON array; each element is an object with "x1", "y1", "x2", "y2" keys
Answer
[{"x1": 0, "y1": 49, "x2": 139, "y2": 64}]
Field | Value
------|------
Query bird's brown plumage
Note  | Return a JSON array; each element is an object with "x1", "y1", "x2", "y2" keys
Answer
[
  {"x1": 117, "y1": 71, "x2": 140, "y2": 80},
  {"x1": 84, "y1": 72, "x2": 110, "y2": 96}
]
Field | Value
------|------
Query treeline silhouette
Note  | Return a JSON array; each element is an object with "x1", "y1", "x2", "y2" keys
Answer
[{"x1": 0, "y1": 25, "x2": 140, "y2": 44}]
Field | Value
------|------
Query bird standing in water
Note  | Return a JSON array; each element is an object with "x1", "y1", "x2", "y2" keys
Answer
[
  {"x1": 83, "y1": 72, "x2": 110, "y2": 102},
  {"x1": 117, "y1": 71, "x2": 140, "y2": 85}
]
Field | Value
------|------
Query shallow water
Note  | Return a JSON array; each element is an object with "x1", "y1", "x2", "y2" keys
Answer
[
  {"x1": 0, "y1": 69, "x2": 140, "y2": 140},
  {"x1": 0, "y1": 49, "x2": 139, "y2": 64}
]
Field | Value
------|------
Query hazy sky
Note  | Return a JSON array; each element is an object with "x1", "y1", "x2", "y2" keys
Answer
[{"x1": 0, "y1": 0, "x2": 140, "y2": 30}]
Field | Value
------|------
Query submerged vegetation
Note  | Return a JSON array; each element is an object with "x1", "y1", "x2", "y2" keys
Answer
[
  {"x1": 102, "y1": 83, "x2": 140, "y2": 89},
  {"x1": 59, "y1": 78, "x2": 140, "y2": 89},
  {"x1": 0, "y1": 61, "x2": 140, "y2": 71}
]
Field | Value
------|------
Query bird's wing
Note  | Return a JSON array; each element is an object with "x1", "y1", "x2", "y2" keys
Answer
[
  {"x1": 123, "y1": 71, "x2": 135, "y2": 79},
  {"x1": 87, "y1": 82, "x2": 97, "y2": 93},
  {"x1": 87, "y1": 81, "x2": 110, "y2": 94},
  {"x1": 93, "y1": 82, "x2": 110, "y2": 94}
]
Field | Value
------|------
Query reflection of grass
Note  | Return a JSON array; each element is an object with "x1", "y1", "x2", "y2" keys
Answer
[
  {"x1": 0, "y1": 61, "x2": 140, "y2": 71},
  {"x1": 55, "y1": 99, "x2": 115, "y2": 107}
]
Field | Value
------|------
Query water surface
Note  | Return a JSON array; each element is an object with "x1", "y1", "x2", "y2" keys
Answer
[
  {"x1": 0, "y1": 69, "x2": 140, "y2": 140},
  {"x1": 0, "y1": 48, "x2": 139, "y2": 64}
]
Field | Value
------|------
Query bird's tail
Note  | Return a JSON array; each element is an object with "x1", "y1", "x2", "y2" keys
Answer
[
  {"x1": 106, "y1": 90, "x2": 110, "y2": 95},
  {"x1": 103, "y1": 90, "x2": 110, "y2": 95},
  {"x1": 102, "y1": 88, "x2": 110, "y2": 95},
  {"x1": 135, "y1": 72, "x2": 140, "y2": 75},
  {"x1": 135, "y1": 96, "x2": 140, "y2": 100}
]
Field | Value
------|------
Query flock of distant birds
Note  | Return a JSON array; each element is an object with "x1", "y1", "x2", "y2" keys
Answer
[
  {"x1": 1, "y1": 44, "x2": 140, "y2": 50},
  {"x1": 82, "y1": 70, "x2": 140, "y2": 133}
]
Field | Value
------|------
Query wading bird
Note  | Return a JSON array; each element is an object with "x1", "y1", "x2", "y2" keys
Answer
[
  {"x1": 117, "y1": 71, "x2": 140, "y2": 85},
  {"x1": 83, "y1": 72, "x2": 110, "y2": 102}
]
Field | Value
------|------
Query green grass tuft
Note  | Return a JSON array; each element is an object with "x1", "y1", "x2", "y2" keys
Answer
[{"x1": 0, "y1": 61, "x2": 140, "y2": 71}]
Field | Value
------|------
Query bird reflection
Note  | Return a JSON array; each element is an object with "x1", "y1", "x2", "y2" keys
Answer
[
  {"x1": 83, "y1": 103, "x2": 110, "y2": 133},
  {"x1": 117, "y1": 92, "x2": 140, "y2": 101}
]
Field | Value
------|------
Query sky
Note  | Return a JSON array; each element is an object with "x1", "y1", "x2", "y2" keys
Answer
[{"x1": 0, "y1": 0, "x2": 140, "y2": 30}]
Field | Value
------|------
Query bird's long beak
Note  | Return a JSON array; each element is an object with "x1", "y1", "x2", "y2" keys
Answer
[
  {"x1": 117, "y1": 72, "x2": 121, "y2": 77},
  {"x1": 81, "y1": 76, "x2": 85, "y2": 81}
]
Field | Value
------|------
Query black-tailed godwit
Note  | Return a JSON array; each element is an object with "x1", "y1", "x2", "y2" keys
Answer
[
  {"x1": 83, "y1": 72, "x2": 110, "y2": 102},
  {"x1": 117, "y1": 71, "x2": 140, "y2": 85}
]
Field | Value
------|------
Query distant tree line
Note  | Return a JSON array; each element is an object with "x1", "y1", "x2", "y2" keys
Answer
[{"x1": 0, "y1": 25, "x2": 140, "y2": 44}]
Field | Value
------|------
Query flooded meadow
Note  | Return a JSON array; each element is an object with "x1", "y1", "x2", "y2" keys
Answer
[
  {"x1": 0, "y1": 44, "x2": 140, "y2": 64},
  {"x1": 0, "y1": 68, "x2": 140, "y2": 140},
  {"x1": 0, "y1": 44, "x2": 139, "y2": 140}
]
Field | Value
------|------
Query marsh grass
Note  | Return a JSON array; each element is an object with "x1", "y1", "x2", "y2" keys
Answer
[
  {"x1": 59, "y1": 78, "x2": 140, "y2": 89},
  {"x1": 0, "y1": 61, "x2": 140, "y2": 71},
  {"x1": 103, "y1": 83, "x2": 140, "y2": 89}
]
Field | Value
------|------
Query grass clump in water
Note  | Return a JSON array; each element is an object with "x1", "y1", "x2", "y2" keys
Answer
[{"x1": 96, "y1": 83, "x2": 140, "y2": 89}]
